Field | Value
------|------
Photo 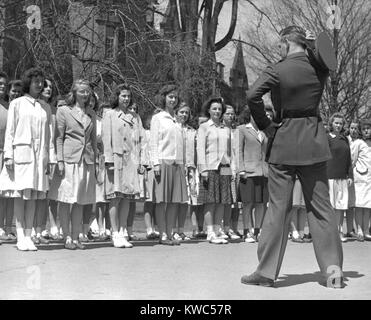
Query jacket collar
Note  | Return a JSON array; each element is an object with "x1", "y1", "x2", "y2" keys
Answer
[
  {"x1": 70, "y1": 105, "x2": 93, "y2": 129},
  {"x1": 206, "y1": 118, "x2": 225, "y2": 128},
  {"x1": 285, "y1": 52, "x2": 307, "y2": 61}
]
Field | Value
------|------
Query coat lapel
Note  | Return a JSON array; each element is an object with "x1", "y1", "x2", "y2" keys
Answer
[
  {"x1": 246, "y1": 126, "x2": 260, "y2": 143},
  {"x1": 70, "y1": 107, "x2": 84, "y2": 128}
]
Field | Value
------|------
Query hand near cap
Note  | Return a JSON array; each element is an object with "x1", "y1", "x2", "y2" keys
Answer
[{"x1": 305, "y1": 30, "x2": 315, "y2": 41}]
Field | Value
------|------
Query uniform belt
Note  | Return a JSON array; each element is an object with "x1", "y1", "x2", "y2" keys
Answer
[{"x1": 282, "y1": 109, "x2": 320, "y2": 119}]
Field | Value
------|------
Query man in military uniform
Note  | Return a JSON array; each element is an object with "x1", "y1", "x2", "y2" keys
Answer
[{"x1": 241, "y1": 26, "x2": 344, "y2": 288}]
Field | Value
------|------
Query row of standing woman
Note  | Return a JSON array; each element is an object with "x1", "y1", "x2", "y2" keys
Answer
[{"x1": 0, "y1": 67, "x2": 270, "y2": 250}]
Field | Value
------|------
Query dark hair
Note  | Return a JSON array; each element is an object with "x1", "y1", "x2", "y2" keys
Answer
[
  {"x1": 239, "y1": 105, "x2": 251, "y2": 124},
  {"x1": 42, "y1": 77, "x2": 55, "y2": 104},
  {"x1": 329, "y1": 112, "x2": 345, "y2": 133},
  {"x1": 8, "y1": 79, "x2": 22, "y2": 89},
  {"x1": 155, "y1": 84, "x2": 179, "y2": 110},
  {"x1": 21, "y1": 67, "x2": 45, "y2": 94},
  {"x1": 279, "y1": 25, "x2": 307, "y2": 48},
  {"x1": 360, "y1": 118, "x2": 371, "y2": 129},
  {"x1": 202, "y1": 95, "x2": 226, "y2": 119},
  {"x1": 0, "y1": 71, "x2": 8, "y2": 80},
  {"x1": 110, "y1": 84, "x2": 133, "y2": 109}
]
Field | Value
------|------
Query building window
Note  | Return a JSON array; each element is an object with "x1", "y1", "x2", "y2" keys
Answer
[
  {"x1": 105, "y1": 26, "x2": 116, "y2": 59},
  {"x1": 72, "y1": 35, "x2": 79, "y2": 55}
]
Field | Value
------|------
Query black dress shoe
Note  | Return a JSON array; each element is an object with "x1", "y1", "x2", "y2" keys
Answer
[{"x1": 241, "y1": 272, "x2": 274, "y2": 287}]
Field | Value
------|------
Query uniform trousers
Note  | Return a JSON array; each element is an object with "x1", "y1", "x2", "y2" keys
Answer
[{"x1": 256, "y1": 161, "x2": 343, "y2": 280}]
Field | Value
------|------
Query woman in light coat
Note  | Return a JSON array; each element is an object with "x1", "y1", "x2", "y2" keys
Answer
[
  {"x1": 0, "y1": 67, "x2": 55, "y2": 251},
  {"x1": 102, "y1": 84, "x2": 144, "y2": 248},
  {"x1": 237, "y1": 106, "x2": 268, "y2": 243}
]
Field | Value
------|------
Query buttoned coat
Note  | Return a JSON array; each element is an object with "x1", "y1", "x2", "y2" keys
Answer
[
  {"x1": 0, "y1": 95, "x2": 55, "y2": 192},
  {"x1": 237, "y1": 124, "x2": 268, "y2": 177},
  {"x1": 55, "y1": 105, "x2": 97, "y2": 164}
]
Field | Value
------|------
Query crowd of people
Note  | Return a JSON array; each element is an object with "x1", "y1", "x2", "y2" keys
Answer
[{"x1": 0, "y1": 67, "x2": 370, "y2": 251}]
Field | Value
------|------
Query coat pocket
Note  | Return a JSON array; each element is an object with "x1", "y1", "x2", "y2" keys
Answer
[{"x1": 13, "y1": 144, "x2": 33, "y2": 164}]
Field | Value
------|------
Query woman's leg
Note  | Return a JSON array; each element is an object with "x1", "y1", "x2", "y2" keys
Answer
[
  {"x1": 34, "y1": 199, "x2": 48, "y2": 240},
  {"x1": 108, "y1": 198, "x2": 120, "y2": 233},
  {"x1": 71, "y1": 204, "x2": 83, "y2": 242},
  {"x1": 176, "y1": 203, "x2": 188, "y2": 236},
  {"x1": 0, "y1": 198, "x2": 5, "y2": 234},
  {"x1": 345, "y1": 207, "x2": 355, "y2": 235},
  {"x1": 24, "y1": 199, "x2": 36, "y2": 238},
  {"x1": 58, "y1": 202, "x2": 71, "y2": 239},
  {"x1": 82, "y1": 204, "x2": 93, "y2": 237},
  {"x1": 5, "y1": 199, "x2": 14, "y2": 236},
  {"x1": 96, "y1": 203, "x2": 105, "y2": 235},
  {"x1": 231, "y1": 206, "x2": 240, "y2": 233},
  {"x1": 14, "y1": 198, "x2": 25, "y2": 241},
  {"x1": 144, "y1": 202, "x2": 154, "y2": 235},
  {"x1": 48, "y1": 199, "x2": 59, "y2": 236},
  {"x1": 126, "y1": 201, "x2": 136, "y2": 237},
  {"x1": 203, "y1": 204, "x2": 215, "y2": 238},
  {"x1": 223, "y1": 205, "x2": 232, "y2": 234},
  {"x1": 297, "y1": 207, "x2": 306, "y2": 239},
  {"x1": 242, "y1": 203, "x2": 254, "y2": 236},
  {"x1": 354, "y1": 207, "x2": 364, "y2": 240},
  {"x1": 166, "y1": 203, "x2": 178, "y2": 240},
  {"x1": 118, "y1": 199, "x2": 130, "y2": 235},
  {"x1": 363, "y1": 208, "x2": 370, "y2": 237},
  {"x1": 155, "y1": 203, "x2": 166, "y2": 239}
]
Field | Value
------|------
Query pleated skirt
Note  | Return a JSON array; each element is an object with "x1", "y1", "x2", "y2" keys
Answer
[{"x1": 153, "y1": 163, "x2": 188, "y2": 204}]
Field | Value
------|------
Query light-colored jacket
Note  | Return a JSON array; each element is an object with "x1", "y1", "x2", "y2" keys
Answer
[
  {"x1": 238, "y1": 123, "x2": 268, "y2": 177},
  {"x1": 55, "y1": 105, "x2": 96, "y2": 164},
  {"x1": 196, "y1": 119, "x2": 234, "y2": 175},
  {"x1": 4, "y1": 95, "x2": 56, "y2": 164},
  {"x1": 149, "y1": 110, "x2": 184, "y2": 166},
  {"x1": 102, "y1": 108, "x2": 144, "y2": 165}
]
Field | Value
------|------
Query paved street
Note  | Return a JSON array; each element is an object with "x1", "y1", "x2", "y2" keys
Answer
[{"x1": 1, "y1": 231, "x2": 370, "y2": 300}]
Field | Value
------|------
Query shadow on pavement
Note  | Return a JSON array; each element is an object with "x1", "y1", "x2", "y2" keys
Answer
[{"x1": 275, "y1": 270, "x2": 365, "y2": 288}]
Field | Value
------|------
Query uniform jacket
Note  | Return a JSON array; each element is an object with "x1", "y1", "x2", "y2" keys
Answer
[
  {"x1": 102, "y1": 108, "x2": 144, "y2": 165},
  {"x1": 55, "y1": 104, "x2": 96, "y2": 164},
  {"x1": 246, "y1": 52, "x2": 332, "y2": 165},
  {"x1": 238, "y1": 123, "x2": 268, "y2": 177}
]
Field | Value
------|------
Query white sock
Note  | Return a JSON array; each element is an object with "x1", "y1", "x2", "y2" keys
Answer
[
  {"x1": 206, "y1": 225, "x2": 213, "y2": 235},
  {"x1": 50, "y1": 226, "x2": 58, "y2": 235},
  {"x1": 146, "y1": 227, "x2": 153, "y2": 235},
  {"x1": 16, "y1": 228, "x2": 25, "y2": 241},
  {"x1": 31, "y1": 228, "x2": 36, "y2": 237},
  {"x1": 292, "y1": 230, "x2": 300, "y2": 239}
]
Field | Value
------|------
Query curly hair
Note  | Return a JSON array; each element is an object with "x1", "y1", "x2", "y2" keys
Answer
[
  {"x1": 202, "y1": 95, "x2": 226, "y2": 119},
  {"x1": 21, "y1": 67, "x2": 45, "y2": 94},
  {"x1": 65, "y1": 79, "x2": 92, "y2": 107},
  {"x1": 328, "y1": 112, "x2": 345, "y2": 133},
  {"x1": 155, "y1": 84, "x2": 179, "y2": 110},
  {"x1": 110, "y1": 83, "x2": 133, "y2": 109}
]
